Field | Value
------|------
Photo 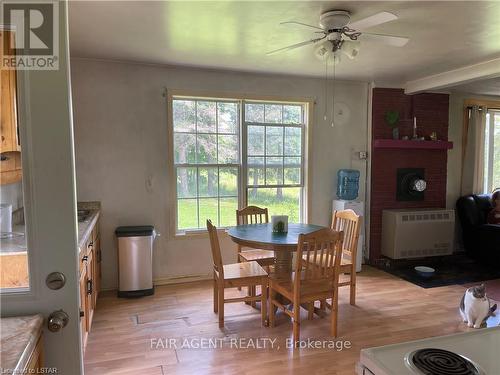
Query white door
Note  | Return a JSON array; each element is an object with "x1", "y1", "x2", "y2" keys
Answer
[{"x1": 1, "y1": 2, "x2": 83, "y2": 374}]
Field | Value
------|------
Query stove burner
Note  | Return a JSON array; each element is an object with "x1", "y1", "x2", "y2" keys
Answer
[{"x1": 405, "y1": 348, "x2": 485, "y2": 375}]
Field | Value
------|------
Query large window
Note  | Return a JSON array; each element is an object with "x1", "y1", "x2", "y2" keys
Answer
[
  {"x1": 245, "y1": 102, "x2": 304, "y2": 222},
  {"x1": 484, "y1": 109, "x2": 500, "y2": 192},
  {"x1": 172, "y1": 96, "x2": 307, "y2": 233}
]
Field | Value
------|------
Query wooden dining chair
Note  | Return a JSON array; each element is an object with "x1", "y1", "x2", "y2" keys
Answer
[
  {"x1": 207, "y1": 220, "x2": 268, "y2": 328},
  {"x1": 235, "y1": 206, "x2": 275, "y2": 304},
  {"x1": 302, "y1": 209, "x2": 361, "y2": 306},
  {"x1": 269, "y1": 228, "x2": 344, "y2": 345},
  {"x1": 331, "y1": 209, "x2": 361, "y2": 305},
  {"x1": 235, "y1": 206, "x2": 275, "y2": 268}
]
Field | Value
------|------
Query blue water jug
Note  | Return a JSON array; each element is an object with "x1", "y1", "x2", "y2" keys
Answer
[{"x1": 337, "y1": 169, "x2": 360, "y2": 200}]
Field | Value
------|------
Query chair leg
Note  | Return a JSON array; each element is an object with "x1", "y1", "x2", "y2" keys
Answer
[
  {"x1": 261, "y1": 282, "x2": 268, "y2": 326},
  {"x1": 250, "y1": 286, "x2": 257, "y2": 308},
  {"x1": 350, "y1": 266, "x2": 356, "y2": 306},
  {"x1": 237, "y1": 254, "x2": 242, "y2": 291},
  {"x1": 292, "y1": 302, "x2": 300, "y2": 348},
  {"x1": 320, "y1": 300, "x2": 326, "y2": 311},
  {"x1": 330, "y1": 291, "x2": 339, "y2": 338},
  {"x1": 269, "y1": 289, "x2": 277, "y2": 327},
  {"x1": 218, "y1": 286, "x2": 224, "y2": 328},
  {"x1": 213, "y1": 278, "x2": 218, "y2": 313},
  {"x1": 245, "y1": 282, "x2": 252, "y2": 305},
  {"x1": 307, "y1": 302, "x2": 314, "y2": 320}
]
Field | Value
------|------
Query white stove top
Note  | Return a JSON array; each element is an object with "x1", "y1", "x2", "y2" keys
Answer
[{"x1": 359, "y1": 326, "x2": 500, "y2": 375}]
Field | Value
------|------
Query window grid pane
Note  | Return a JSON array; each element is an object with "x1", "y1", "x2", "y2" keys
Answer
[
  {"x1": 173, "y1": 97, "x2": 240, "y2": 230},
  {"x1": 245, "y1": 102, "x2": 304, "y2": 189}
]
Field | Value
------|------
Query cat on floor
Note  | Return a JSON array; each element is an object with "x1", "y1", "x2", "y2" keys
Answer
[{"x1": 460, "y1": 284, "x2": 497, "y2": 328}]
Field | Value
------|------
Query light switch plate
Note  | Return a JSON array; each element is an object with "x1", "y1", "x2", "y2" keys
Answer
[{"x1": 358, "y1": 151, "x2": 368, "y2": 160}]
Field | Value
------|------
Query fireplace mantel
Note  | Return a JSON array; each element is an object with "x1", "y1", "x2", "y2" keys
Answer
[{"x1": 373, "y1": 139, "x2": 453, "y2": 150}]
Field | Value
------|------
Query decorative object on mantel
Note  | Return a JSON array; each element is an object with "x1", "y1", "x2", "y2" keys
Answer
[
  {"x1": 384, "y1": 110, "x2": 400, "y2": 140},
  {"x1": 430, "y1": 132, "x2": 438, "y2": 141},
  {"x1": 271, "y1": 215, "x2": 288, "y2": 233},
  {"x1": 412, "y1": 116, "x2": 421, "y2": 140}
]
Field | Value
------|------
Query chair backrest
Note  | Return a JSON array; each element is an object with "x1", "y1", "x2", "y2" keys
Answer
[
  {"x1": 207, "y1": 220, "x2": 223, "y2": 278},
  {"x1": 331, "y1": 209, "x2": 361, "y2": 259},
  {"x1": 295, "y1": 228, "x2": 344, "y2": 294},
  {"x1": 236, "y1": 206, "x2": 269, "y2": 225}
]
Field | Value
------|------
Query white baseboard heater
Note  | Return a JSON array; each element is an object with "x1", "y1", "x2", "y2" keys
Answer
[{"x1": 381, "y1": 208, "x2": 455, "y2": 259}]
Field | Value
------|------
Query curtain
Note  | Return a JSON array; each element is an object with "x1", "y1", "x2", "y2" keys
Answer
[{"x1": 461, "y1": 105, "x2": 487, "y2": 195}]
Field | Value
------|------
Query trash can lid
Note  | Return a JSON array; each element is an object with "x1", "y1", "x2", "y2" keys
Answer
[{"x1": 115, "y1": 225, "x2": 155, "y2": 237}]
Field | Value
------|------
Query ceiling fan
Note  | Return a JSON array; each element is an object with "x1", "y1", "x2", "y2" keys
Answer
[{"x1": 267, "y1": 10, "x2": 409, "y2": 61}]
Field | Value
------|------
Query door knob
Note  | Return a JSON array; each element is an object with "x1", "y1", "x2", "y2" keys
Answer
[{"x1": 47, "y1": 310, "x2": 69, "y2": 332}]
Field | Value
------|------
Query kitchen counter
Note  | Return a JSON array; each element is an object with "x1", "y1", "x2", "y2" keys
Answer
[
  {"x1": 77, "y1": 202, "x2": 101, "y2": 255},
  {"x1": 0, "y1": 202, "x2": 101, "y2": 255},
  {"x1": 0, "y1": 314, "x2": 43, "y2": 373}
]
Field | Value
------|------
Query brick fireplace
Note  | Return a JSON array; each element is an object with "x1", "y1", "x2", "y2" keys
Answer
[{"x1": 369, "y1": 88, "x2": 451, "y2": 262}]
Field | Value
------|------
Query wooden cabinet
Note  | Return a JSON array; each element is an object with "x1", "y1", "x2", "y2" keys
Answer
[
  {"x1": 0, "y1": 30, "x2": 21, "y2": 185},
  {"x1": 95, "y1": 236, "x2": 101, "y2": 303},
  {"x1": 80, "y1": 218, "x2": 101, "y2": 352},
  {"x1": 25, "y1": 334, "x2": 43, "y2": 373},
  {"x1": 86, "y1": 244, "x2": 95, "y2": 328},
  {"x1": 79, "y1": 263, "x2": 88, "y2": 349}
]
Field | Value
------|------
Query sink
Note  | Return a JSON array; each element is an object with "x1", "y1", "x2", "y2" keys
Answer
[{"x1": 77, "y1": 209, "x2": 91, "y2": 222}]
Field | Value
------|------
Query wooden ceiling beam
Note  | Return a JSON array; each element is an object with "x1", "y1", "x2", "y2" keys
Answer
[{"x1": 404, "y1": 58, "x2": 500, "y2": 94}]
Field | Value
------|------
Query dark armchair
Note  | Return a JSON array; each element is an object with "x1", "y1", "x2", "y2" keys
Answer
[{"x1": 456, "y1": 194, "x2": 500, "y2": 263}]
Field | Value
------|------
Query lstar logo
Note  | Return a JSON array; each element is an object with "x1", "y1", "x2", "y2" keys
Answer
[{"x1": 1, "y1": 1, "x2": 59, "y2": 70}]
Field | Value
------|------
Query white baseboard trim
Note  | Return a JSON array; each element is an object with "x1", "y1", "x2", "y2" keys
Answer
[
  {"x1": 154, "y1": 273, "x2": 212, "y2": 286},
  {"x1": 100, "y1": 274, "x2": 213, "y2": 292}
]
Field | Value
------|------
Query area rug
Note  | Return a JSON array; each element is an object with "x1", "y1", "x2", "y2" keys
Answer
[{"x1": 379, "y1": 255, "x2": 500, "y2": 289}]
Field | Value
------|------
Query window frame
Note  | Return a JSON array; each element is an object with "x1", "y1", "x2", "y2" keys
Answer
[
  {"x1": 484, "y1": 109, "x2": 500, "y2": 193},
  {"x1": 167, "y1": 90, "x2": 312, "y2": 237},
  {"x1": 242, "y1": 101, "x2": 306, "y2": 225}
]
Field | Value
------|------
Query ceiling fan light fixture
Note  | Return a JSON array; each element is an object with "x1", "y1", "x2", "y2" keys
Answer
[
  {"x1": 332, "y1": 50, "x2": 342, "y2": 65},
  {"x1": 314, "y1": 40, "x2": 330, "y2": 61},
  {"x1": 319, "y1": 10, "x2": 351, "y2": 30},
  {"x1": 268, "y1": 9, "x2": 408, "y2": 57},
  {"x1": 341, "y1": 40, "x2": 361, "y2": 59}
]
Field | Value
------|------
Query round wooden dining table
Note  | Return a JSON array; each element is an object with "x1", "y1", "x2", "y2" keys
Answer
[{"x1": 227, "y1": 223, "x2": 325, "y2": 274}]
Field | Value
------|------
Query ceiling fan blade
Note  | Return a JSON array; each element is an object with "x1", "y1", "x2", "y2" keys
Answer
[
  {"x1": 349, "y1": 11, "x2": 398, "y2": 31},
  {"x1": 280, "y1": 21, "x2": 324, "y2": 32},
  {"x1": 266, "y1": 37, "x2": 325, "y2": 55},
  {"x1": 361, "y1": 32, "x2": 409, "y2": 47}
]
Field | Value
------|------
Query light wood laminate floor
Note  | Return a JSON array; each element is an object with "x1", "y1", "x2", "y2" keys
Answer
[{"x1": 84, "y1": 266, "x2": 497, "y2": 375}]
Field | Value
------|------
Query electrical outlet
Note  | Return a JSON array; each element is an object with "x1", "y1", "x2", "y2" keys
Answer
[{"x1": 358, "y1": 151, "x2": 368, "y2": 160}]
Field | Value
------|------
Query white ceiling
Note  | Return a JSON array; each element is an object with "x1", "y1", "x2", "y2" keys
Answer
[
  {"x1": 68, "y1": 1, "x2": 500, "y2": 83},
  {"x1": 450, "y1": 77, "x2": 500, "y2": 96}
]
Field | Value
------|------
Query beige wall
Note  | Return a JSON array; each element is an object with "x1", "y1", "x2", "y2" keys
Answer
[
  {"x1": 71, "y1": 58, "x2": 369, "y2": 290},
  {"x1": 447, "y1": 91, "x2": 500, "y2": 208}
]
